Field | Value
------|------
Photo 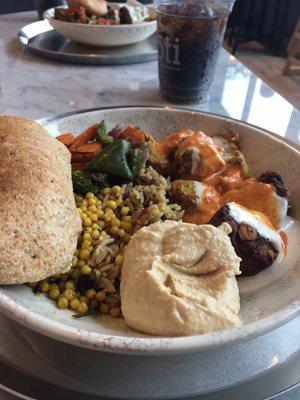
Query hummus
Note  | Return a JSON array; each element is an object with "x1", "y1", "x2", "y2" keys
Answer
[{"x1": 121, "y1": 220, "x2": 241, "y2": 336}]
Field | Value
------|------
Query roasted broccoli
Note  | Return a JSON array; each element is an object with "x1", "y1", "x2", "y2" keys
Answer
[{"x1": 72, "y1": 170, "x2": 99, "y2": 196}]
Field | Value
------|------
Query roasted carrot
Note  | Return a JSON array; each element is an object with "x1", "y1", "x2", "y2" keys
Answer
[
  {"x1": 71, "y1": 152, "x2": 96, "y2": 162},
  {"x1": 71, "y1": 162, "x2": 86, "y2": 171},
  {"x1": 121, "y1": 125, "x2": 145, "y2": 143},
  {"x1": 57, "y1": 132, "x2": 75, "y2": 147},
  {"x1": 76, "y1": 142, "x2": 102, "y2": 154},
  {"x1": 69, "y1": 124, "x2": 97, "y2": 151}
]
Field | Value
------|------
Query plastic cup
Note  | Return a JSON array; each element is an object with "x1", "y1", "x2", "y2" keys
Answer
[{"x1": 155, "y1": 0, "x2": 235, "y2": 103}]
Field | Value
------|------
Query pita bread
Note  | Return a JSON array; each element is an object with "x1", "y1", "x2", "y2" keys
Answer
[
  {"x1": 67, "y1": 0, "x2": 108, "y2": 16},
  {"x1": 0, "y1": 116, "x2": 81, "y2": 284}
]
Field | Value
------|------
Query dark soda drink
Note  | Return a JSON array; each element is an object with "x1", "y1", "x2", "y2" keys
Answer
[{"x1": 157, "y1": 1, "x2": 233, "y2": 102}]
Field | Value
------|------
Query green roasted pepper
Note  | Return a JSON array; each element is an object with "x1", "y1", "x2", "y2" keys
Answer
[
  {"x1": 96, "y1": 120, "x2": 113, "y2": 144},
  {"x1": 129, "y1": 148, "x2": 143, "y2": 180},
  {"x1": 84, "y1": 139, "x2": 133, "y2": 180}
]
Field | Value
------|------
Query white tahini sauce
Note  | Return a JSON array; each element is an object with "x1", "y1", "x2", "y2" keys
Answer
[
  {"x1": 189, "y1": 147, "x2": 201, "y2": 175},
  {"x1": 273, "y1": 192, "x2": 288, "y2": 226},
  {"x1": 193, "y1": 181, "x2": 207, "y2": 205},
  {"x1": 110, "y1": 0, "x2": 149, "y2": 22},
  {"x1": 227, "y1": 202, "x2": 283, "y2": 261}
]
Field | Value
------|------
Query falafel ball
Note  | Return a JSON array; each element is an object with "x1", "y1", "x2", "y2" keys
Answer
[
  {"x1": 258, "y1": 171, "x2": 289, "y2": 198},
  {"x1": 119, "y1": 6, "x2": 133, "y2": 24},
  {"x1": 210, "y1": 204, "x2": 279, "y2": 276}
]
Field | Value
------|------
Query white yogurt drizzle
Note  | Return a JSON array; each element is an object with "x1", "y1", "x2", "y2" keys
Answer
[
  {"x1": 273, "y1": 192, "x2": 288, "y2": 226},
  {"x1": 111, "y1": 1, "x2": 149, "y2": 22},
  {"x1": 193, "y1": 181, "x2": 207, "y2": 205},
  {"x1": 227, "y1": 202, "x2": 283, "y2": 261},
  {"x1": 189, "y1": 147, "x2": 201, "y2": 175}
]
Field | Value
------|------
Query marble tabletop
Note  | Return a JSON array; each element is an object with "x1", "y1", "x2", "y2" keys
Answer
[{"x1": 0, "y1": 11, "x2": 299, "y2": 144}]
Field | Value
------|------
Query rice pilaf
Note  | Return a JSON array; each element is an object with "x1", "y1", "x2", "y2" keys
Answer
[{"x1": 30, "y1": 166, "x2": 183, "y2": 318}]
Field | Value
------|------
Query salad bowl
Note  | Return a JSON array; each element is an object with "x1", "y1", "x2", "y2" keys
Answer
[{"x1": 43, "y1": 5, "x2": 157, "y2": 47}]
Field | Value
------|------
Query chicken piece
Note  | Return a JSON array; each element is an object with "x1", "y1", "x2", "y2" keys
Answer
[
  {"x1": 147, "y1": 142, "x2": 170, "y2": 175},
  {"x1": 169, "y1": 180, "x2": 200, "y2": 208},
  {"x1": 212, "y1": 135, "x2": 248, "y2": 177},
  {"x1": 67, "y1": 0, "x2": 108, "y2": 16},
  {"x1": 160, "y1": 129, "x2": 195, "y2": 153},
  {"x1": 169, "y1": 180, "x2": 222, "y2": 225},
  {"x1": 173, "y1": 131, "x2": 226, "y2": 180},
  {"x1": 215, "y1": 130, "x2": 240, "y2": 146},
  {"x1": 142, "y1": 131, "x2": 170, "y2": 175},
  {"x1": 147, "y1": 130, "x2": 199, "y2": 176}
]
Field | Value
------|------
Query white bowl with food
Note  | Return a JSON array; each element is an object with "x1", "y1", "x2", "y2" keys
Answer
[
  {"x1": 43, "y1": 1, "x2": 157, "y2": 47},
  {"x1": 0, "y1": 107, "x2": 299, "y2": 398}
]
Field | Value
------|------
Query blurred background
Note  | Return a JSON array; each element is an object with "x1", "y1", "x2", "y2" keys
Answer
[
  {"x1": 2, "y1": 0, "x2": 298, "y2": 56},
  {"x1": 1, "y1": 0, "x2": 299, "y2": 109}
]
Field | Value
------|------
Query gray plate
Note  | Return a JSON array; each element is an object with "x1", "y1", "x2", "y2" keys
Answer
[{"x1": 18, "y1": 20, "x2": 157, "y2": 65}]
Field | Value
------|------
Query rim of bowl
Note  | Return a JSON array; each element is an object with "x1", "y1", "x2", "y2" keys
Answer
[
  {"x1": 43, "y1": 6, "x2": 157, "y2": 29},
  {"x1": 0, "y1": 106, "x2": 299, "y2": 355}
]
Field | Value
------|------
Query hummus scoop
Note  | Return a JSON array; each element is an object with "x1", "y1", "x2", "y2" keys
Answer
[{"x1": 120, "y1": 220, "x2": 241, "y2": 336}]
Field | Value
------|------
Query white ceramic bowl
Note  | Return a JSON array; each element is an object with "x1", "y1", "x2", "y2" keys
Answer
[
  {"x1": 43, "y1": 5, "x2": 157, "y2": 47},
  {"x1": 0, "y1": 107, "x2": 299, "y2": 359}
]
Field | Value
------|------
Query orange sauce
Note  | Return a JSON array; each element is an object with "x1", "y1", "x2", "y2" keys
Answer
[
  {"x1": 204, "y1": 164, "x2": 244, "y2": 193},
  {"x1": 160, "y1": 129, "x2": 195, "y2": 156},
  {"x1": 182, "y1": 178, "x2": 283, "y2": 231},
  {"x1": 183, "y1": 186, "x2": 222, "y2": 225},
  {"x1": 156, "y1": 129, "x2": 288, "y2": 253},
  {"x1": 174, "y1": 132, "x2": 226, "y2": 179},
  {"x1": 279, "y1": 231, "x2": 288, "y2": 255},
  {"x1": 221, "y1": 179, "x2": 281, "y2": 229}
]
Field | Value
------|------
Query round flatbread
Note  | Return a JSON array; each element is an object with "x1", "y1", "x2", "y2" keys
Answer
[
  {"x1": 0, "y1": 116, "x2": 81, "y2": 284},
  {"x1": 67, "y1": 0, "x2": 108, "y2": 16}
]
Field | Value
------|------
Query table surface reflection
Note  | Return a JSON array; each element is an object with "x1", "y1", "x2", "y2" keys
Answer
[{"x1": 0, "y1": 11, "x2": 299, "y2": 144}]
